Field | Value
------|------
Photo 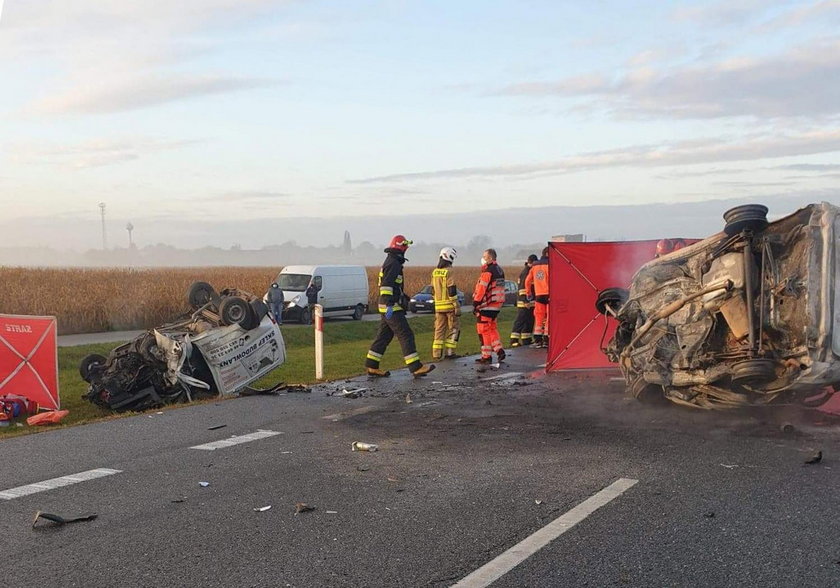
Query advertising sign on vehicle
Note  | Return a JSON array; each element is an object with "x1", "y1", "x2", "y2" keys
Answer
[
  {"x1": 0, "y1": 314, "x2": 59, "y2": 410},
  {"x1": 191, "y1": 317, "x2": 286, "y2": 395}
]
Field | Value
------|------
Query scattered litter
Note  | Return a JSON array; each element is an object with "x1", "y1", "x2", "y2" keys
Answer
[
  {"x1": 534, "y1": 500, "x2": 543, "y2": 505},
  {"x1": 720, "y1": 464, "x2": 738, "y2": 469},
  {"x1": 253, "y1": 506, "x2": 272, "y2": 512},
  {"x1": 301, "y1": 431, "x2": 315, "y2": 434},
  {"x1": 295, "y1": 502, "x2": 316, "y2": 515},
  {"x1": 281, "y1": 451, "x2": 292, "y2": 454},
  {"x1": 32, "y1": 511, "x2": 97, "y2": 528},
  {"x1": 405, "y1": 393, "x2": 412, "y2": 404},
  {"x1": 431, "y1": 381, "x2": 443, "y2": 384},
  {"x1": 171, "y1": 498, "x2": 187, "y2": 503},
  {"x1": 199, "y1": 481, "x2": 210, "y2": 487},
  {"x1": 352, "y1": 441, "x2": 378, "y2": 452},
  {"x1": 417, "y1": 401, "x2": 438, "y2": 408},
  {"x1": 156, "y1": 411, "x2": 164, "y2": 415},
  {"x1": 242, "y1": 383, "x2": 310, "y2": 396},
  {"x1": 387, "y1": 476, "x2": 400, "y2": 483},
  {"x1": 490, "y1": 363, "x2": 500, "y2": 369},
  {"x1": 805, "y1": 450, "x2": 823, "y2": 465},
  {"x1": 208, "y1": 424, "x2": 227, "y2": 431},
  {"x1": 396, "y1": 488, "x2": 405, "y2": 493},
  {"x1": 326, "y1": 510, "x2": 338, "y2": 514},
  {"x1": 704, "y1": 511, "x2": 715, "y2": 518},
  {"x1": 356, "y1": 466, "x2": 370, "y2": 472}
]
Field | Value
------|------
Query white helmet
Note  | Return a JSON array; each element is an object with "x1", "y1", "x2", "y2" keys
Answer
[{"x1": 439, "y1": 246, "x2": 457, "y2": 262}]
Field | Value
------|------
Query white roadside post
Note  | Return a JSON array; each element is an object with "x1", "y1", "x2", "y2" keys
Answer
[{"x1": 314, "y1": 304, "x2": 324, "y2": 380}]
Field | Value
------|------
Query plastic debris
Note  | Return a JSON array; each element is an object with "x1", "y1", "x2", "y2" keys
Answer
[
  {"x1": 208, "y1": 424, "x2": 227, "y2": 431},
  {"x1": 26, "y1": 410, "x2": 70, "y2": 426},
  {"x1": 405, "y1": 393, "x2": 412, "y2": 404},
  {"x1": 805, "y1": 450, "x2": 823, "y2": 465},
  {"x1": 171, "y1": 498, "x2": 187, "y2": 503},
  {"x1": 199, "y1": 481, "x2": 210, "y2": 487},
  {"x1": 720, "y1": 464, "x2": 738, "y2": 469},
  {"x1": 534, "y1": 500, "x2": 543, "y2": 505},
  {"x1": 326, "y1": 510, "x2": 338, "y2": 514},
  {"x1": 295, "y1": 502, "x2": 316, "y2": 515},
  {"x1": 352, "y1": 441, "x2": 378, "y2": 452},
  {"x1": 704, "y1": 511, "x2": 715, "y2": 518},
  {"x1": 253, "y1": 506, "x2": 272, "y2": 512},
  {"x1": 32, "y1": 511, "x2": 97, "y2": 528}
]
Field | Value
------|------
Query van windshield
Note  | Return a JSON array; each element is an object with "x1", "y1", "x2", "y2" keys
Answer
[{"x1": 278, "y1": 274, "x2": 311, "y2": 291}]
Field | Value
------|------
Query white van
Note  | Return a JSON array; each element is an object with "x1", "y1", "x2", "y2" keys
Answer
[{"x1": 275, "y1": 265, "x2": 369, "y2": 324}]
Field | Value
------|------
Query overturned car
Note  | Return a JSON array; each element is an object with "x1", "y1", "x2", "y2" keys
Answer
[
  {"x1": 80, "y1": 282, "x2": 286, "y2": 412},
  {"x1": 598, "y1": 202, "x2": 840, "y2": 409}
]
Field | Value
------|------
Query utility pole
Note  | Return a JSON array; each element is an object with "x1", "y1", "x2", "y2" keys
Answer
[
  {"x1": 98, "y1": 202, "x2": 107, "y2": 250},
  {"x1": 126, "y1": 222, "x2": 134, "y2": 248}
]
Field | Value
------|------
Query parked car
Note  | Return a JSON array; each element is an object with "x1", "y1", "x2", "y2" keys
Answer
[
  {"x1": 503, "y1": 280, "x2": 518, "y2": 306},
  {"x1": 275, "y1": 265, "x2": 368, "y2": 324},
  {"x1": 598, "y1": 202, "x2": 840, "y2": 410},
  {"x1": 409, "y1": 285, "x2": 466, "y2": 313},
  {"x1": 80, "y1": 282, "x2": 286, "y2": 412}
]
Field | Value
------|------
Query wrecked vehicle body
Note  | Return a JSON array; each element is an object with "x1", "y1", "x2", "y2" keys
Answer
[
  {"x1": 598, "y1": 202, "x2": 840, "y2": 409},
  {"x1": 80, "y1": 282, "x2": 286, "y2": 412}
]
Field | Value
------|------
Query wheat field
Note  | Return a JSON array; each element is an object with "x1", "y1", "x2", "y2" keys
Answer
[{"x1": 0, "y1": 265, "x2": 521, "y2": 334}]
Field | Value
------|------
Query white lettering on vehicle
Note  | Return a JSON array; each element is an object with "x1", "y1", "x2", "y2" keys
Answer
[{"x1": 5, "y1": 324, "x2": 32, "y2": 333}]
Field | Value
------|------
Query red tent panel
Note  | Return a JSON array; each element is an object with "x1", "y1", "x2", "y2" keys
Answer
[
  {"x1": 547, "y1": 241, "x2": 661, "y2": 371},
  {"x1": 0, "y1": 315, "x2": 60, "y2": 409}
]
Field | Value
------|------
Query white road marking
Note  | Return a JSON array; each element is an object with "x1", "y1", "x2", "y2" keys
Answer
[
  {"x1": 451, "y1": 477, "x2": 639, "y2": 588},
  {"x1": 481, "y1": 372, "x2": 524, "y2": 382},
  {"x1": 0, "y1": 468, "x2": 122, "y2": 500},
  {"x1": 190, "y1": 429, "x2": 282, "y2": 451}
]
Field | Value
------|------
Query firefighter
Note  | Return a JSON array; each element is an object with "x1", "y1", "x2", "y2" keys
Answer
[
  {"x1": 431, "y1": 247, "x2": 461, "y2": 360},
  {"x1": 525, "y1": 246, "x2": 550, "y2": 348},
  {"x1": 510, "y1": 254, "x2": 537, "y2": 347},
  {"x1": 472, "y1": 248, "x2": 506, "y2": 364},
  {"x1": 365, "y1": 235, "x2": 435, "y2": 378}
]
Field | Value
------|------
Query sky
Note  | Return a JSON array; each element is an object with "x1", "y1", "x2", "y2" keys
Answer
[{"x1": 0, "y1": 0, "x2": 838, "y2": 250}]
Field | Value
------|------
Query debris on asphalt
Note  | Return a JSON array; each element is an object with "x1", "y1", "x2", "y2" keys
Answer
[
  {"x1": 387, "y1": 476, "x2": 400, "y2": 483},
  {"x1": 405, "y1": 393, "x2": 412, "y2": 404},
  {"x1": 326, "y1": 510, "x2": 338, "y2": 514},
  {"x1": 704, "y1": 511, "x2": 715, "y2": 518},
  {"x1": 780, "y1": 422, "x2": 796, "y2": 434},
  {"x1": 253, "y1": 506, "x2": 272, "y2": 512},
  {"x1": 340, "y1": 388, "x2": 367, "y2": 399},
  {"x1": 32, "y1": 511, "x2": 97, "y2": 528},
  {"x1": 720, "y1": 464, "x2": 738, "y2": 469},
  {"x1": 534, "y1": 500, "x2": 544, "y2": 505},
  {"x1": 352, "y1": 441, "x2": 379, "y2": 452},
  {"x1": 301, "y1": 431, "x2": 314, "y2": 434},
  {"x1": 171, "y1": 497, "x2": 187, "y2": 503},
  {"x1": 208, "y1": 424, "x2": 227, "y2": 431},
  {"x1": 295, "y1": 502, "x2": 316, "y2": 515},
  {"x1": 804, "y1": 450, "x2": 823, "y2": 465},
  {"x1": 199, "y1": 481, "x2": 210, "y2": 487},
  {"x1": 356, "y1": 466, "x2": 370, "y2": 472},
  {"x1": 26, "y1": 410, "x2": 70, "y2": 426}
]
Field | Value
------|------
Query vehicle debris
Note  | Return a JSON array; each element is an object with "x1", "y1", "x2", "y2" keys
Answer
[
  {"x1": 720, "y1": 464, "x2": 738, "y2": 469},
  {"x1": 804, "y1": 450, "x2": 823, "y2": 465},
  {"x1": 340, "y1": 388, "x2": 367, "y2": 399},
  {"x1": 294, "y1": 502, "x2": 316, "y2": 514},
  {"x1": 600, "y1": 203, "x2": 840, "y2": 409},
  {"x1": 199, "y1": 481, "x2": 210, "y2": 487},
  {"x1": 208, "y1": 424, "x2": 227, "y2": 431},
  {"x1": 80, "y1": 282, "x2": 286, "y2": 412},
  {"x1": 405, "y1": 393, "x2": 412, "y2": 404},
  {"x1": 32, "y1": 511, "x2": 97, "y2": 528},
  {"x1": 253, "y1": 506, "x2": 272, "y2": 512},
  {"x1": 352, "y1": 441, "x2": 379, "y2": 452},
  {"x1": 535, "y1": 500, "x2": 544, "y2": 505}
]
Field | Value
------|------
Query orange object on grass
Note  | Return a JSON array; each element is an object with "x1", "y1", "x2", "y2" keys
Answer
[{"x1": 27, "y1": 410, "x2": 69, "y2": 426}]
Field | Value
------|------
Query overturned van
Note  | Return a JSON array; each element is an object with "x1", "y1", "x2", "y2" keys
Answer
[
  {"x1": 598, "y1": 202, "x2": 840, "y2": 409},
  {"x1": 80, "y1": 282, "x2": 286, "y2": 412}
]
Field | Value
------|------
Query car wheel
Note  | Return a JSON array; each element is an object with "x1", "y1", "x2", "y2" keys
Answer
[
  {"x1": 187, "y1": 281, "x2": 218, "y2": 310},
  {"x1": 723, "y1": 204, "x2": 769, "y2": 236},
  {"x1": 595, "y1": 288, "x2": 629, "y2": 315},
  {"x1": 250, "y1": 299, "x2": 269, "y2": 322},
  {"x1": 409, "y1": 304, "x2": 417, "y2": 313},
  {"x1": 353, "y1": 304, "x2": 365, "y2": 320},
  {"x1": 219, "y1": 296, "x2": 251, "y2": 327},
  {"x1": 731, "y1": 358, "x2": 776, "y2": 384},
  {"x1": 79, "y1": 354, "x2": 107, "y2": 383},
  {"x1": 300, "y1": 307, "x2": 312, "y2": 325}
]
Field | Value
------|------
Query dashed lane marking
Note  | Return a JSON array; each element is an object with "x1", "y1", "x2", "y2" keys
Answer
[
  {"x1": 451, "y1": 477, "x2": 639, "y2": 588},
  {"x1": 0, "y1": 468, "x2": 122, "y2": 500},
  {"x1": 190, "y1": 429, "x2": 282, "y2": 451}
]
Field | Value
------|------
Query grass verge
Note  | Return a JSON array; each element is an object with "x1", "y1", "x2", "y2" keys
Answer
[{"x1": 1, "y1": 309, "x2": 517, "y2": 437}]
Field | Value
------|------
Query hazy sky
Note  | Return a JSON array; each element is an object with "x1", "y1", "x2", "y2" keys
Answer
[{"x1": 1, "y1": 1, "x2": 838, "y2": 249}]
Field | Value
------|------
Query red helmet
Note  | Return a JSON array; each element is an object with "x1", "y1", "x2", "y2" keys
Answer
[
  {"x1": 388, "y1": 235, "x2": 413, "y2": 252},
  {"x1": 655, "y1": 239, "x2": 674, "y2": 257},
  {"x1": 672, "y1": 238, "x2": 687, "y2": 252}
]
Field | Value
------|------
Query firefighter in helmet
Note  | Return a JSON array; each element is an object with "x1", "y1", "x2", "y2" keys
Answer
[
  {"x1": 431, "y1": 246, "x2": 461, "y2": 360},
  {"x1": 525, "y1": 246, "x2": 550, "y2": 348},
  {"x1": 365, "y1": 235, "x2": 435, "y2": 378},
  {"x1": 510, "y1": 254, "x2": 537, "y2": 347}
]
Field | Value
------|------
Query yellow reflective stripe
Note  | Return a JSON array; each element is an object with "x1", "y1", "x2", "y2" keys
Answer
[
  {"x1": 380, "y1": 286, "x2": 394, "y2": 294},
  {"x1": 478, "y1": 280, "x2": 489, "y2": 286},
  {"x1": 444, "y1": 341, "x2": 457, "y2": 349},
  {"x1": 366, "y1": 352, "x2": 382, "y2": 362},
  {"x1": 395, "y1": 276, "x2": 403, "y2": 283},
  {"x1": 404, "y1": 353, "x2": 420, "y2": 364},
  {"x1": 378, "y1": 304, "x2": 403, "y2": 312},
  {"x1": 432, "y1": 341, "x2": 444, "y2": 349}
]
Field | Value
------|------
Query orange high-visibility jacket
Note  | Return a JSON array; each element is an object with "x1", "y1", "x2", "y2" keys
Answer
[
  {"x1": 525, "y1": 257, "x2": 550, "y2": 299},
  {"x1": 473, "y1": 261, "x2": 505, "y2": 314}
]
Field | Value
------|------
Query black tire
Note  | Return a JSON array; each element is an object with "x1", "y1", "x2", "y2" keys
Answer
[
  {"x1": 300, "y1": 307, "x2": 312, "y2": 325},
  {"x1": 731, "y1": 358, "x2": 776, "y2": 384},
  {"x1": 188, "y1": 281, "x2": 218, "y2": 310},
  {"x1": 79, "y1": 354, "x2": 107, "y2": 383},
  {"x1": 723, "y1": 204, "x2": 769, "y2": 236},
  {"x1": 250, "y1": 299, "x2": 269, "y2": 322},
  {"x1": 219, "y1": 296, "x2": 251, "y2": 327},
  {"x1": 595, "y1": 288, "x2": 629, "y2": 315},
  {"x1": 352, "y1": 304, "x2": 365, "y2": 320},
  {"x1": 409, "y1": 304, "x2": 417, "y2": 313}
]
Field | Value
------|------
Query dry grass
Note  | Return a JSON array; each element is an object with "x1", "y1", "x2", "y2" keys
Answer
[{"x1": 1, "y1": 265, "x2": 521, "y2": 334}]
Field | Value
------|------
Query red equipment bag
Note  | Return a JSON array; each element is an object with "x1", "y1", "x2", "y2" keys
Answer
[{"x1": 0, "y1": 394, "x2": 40, "y2": 418}]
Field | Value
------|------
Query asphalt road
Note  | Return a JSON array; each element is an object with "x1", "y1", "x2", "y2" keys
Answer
[{"x1": 4, "y1": 349, "x2": 840, "y2": 587}]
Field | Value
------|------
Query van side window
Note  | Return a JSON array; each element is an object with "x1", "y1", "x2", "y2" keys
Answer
[{"x1": 314, "y1": 276, "x2": 323, "y2": 290}]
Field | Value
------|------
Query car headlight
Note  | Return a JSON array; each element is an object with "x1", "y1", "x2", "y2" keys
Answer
[{"x1": 410, "y1": 298, "x2": 416, "y2": 302}]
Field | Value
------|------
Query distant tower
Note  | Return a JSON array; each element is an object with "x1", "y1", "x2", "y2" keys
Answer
[
  {"x1": 343, "y1": 230, "x2": 352, "y2": 254},
  {"x1": 126, "y1": 222, "x2": 134, "y2": 248},
  {"x1": 98, "y1": 202, "x2": 107, "y2": 250}
]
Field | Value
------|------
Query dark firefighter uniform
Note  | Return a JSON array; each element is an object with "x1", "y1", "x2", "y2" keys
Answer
[
  {"x1": 509, "y1": 256, "x2": 537, "y2": 347},
  {"x1": 473, "y1": 258, "x2": 506, "y2": 363},
  {"x1": 365, "y1": 236, "x2": 434, "y2": 377}
]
